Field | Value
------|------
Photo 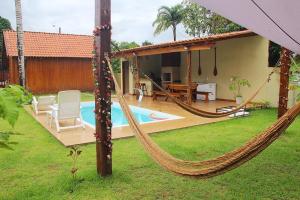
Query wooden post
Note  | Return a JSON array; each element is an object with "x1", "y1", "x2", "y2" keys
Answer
[
  {"x1": 187, "y1": 51, "x2": 192, "y2": 104},
  {"x1": 278, "y1": 47, "x2": 292, "y2": 118},
  {"x1": 135, "y1": 56, "x2": 140, "y2": 85},
  {"x1": 95, "y1": 0, "x2": 112, "y2": 176}
]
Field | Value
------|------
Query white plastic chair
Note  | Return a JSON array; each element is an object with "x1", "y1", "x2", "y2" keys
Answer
[
  {"x1": 32, "y1": 96, "x2": 56, "y2": 115},
  {"x1": 49, "y1": 90, "x2": 85, "y2": 132}
]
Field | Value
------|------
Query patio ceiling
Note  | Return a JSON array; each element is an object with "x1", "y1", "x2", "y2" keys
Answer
[{"x1": 191, "y1": 0, "x2": 300, "y2": 54}]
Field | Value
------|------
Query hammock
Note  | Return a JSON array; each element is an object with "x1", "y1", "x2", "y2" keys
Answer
[
  {"x1": 144, "y1": 70, "x2": 275, "y2": 118},
  {"x1": 105, "y1": 56, "x2": 300, "y2": 178}
]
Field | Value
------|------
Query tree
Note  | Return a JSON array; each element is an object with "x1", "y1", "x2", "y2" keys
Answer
[
  {"x1": 111, "y1": 41, "x2": 139, "y2": 73},
  {"x1": 0, "y1": 17, "x2": 12, "y2": 54},
  {"x1": 0, "y1": 17, "x2": 12, "y2": 69},
  {"x1": 14, "y1": 0, "x2": 26, "y2": 87},
  {"x1": 181, "y1": 1, "x2": 244, "y2": 37},
  {"x1": 268, "y1": 42, "x2": 281, "y2": 67},
  {"x1": 142, "y1": 40, "x2": 153, "y2": 46},
  {"x1": 153, "y1": 5, "x2": 185, "y2": 41},
  {"x1": 181, "y1": 1, "x2": 210, "y2": 37}
]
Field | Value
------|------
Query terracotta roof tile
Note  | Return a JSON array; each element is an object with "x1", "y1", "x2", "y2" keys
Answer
[{"x1": 3, "y1": 30, "x2": 94, "y2": 58}]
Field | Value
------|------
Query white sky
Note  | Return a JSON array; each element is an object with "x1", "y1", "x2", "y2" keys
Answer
[{"x1": 0, "y1": 0, "x2": 192, "y2": 44}]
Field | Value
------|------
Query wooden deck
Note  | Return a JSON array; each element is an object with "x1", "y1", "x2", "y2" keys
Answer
[{"x1": 25, "y1": 95, "x2": 237, "y2": 146}]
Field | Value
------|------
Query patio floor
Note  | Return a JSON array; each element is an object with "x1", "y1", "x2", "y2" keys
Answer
[{"x1": 25, "y1": 95, "x2": 238, "y2": 146}]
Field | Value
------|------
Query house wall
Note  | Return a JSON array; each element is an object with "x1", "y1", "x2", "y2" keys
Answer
[
  {"x1": 8, "y1": 56, "x2": 19, "y2": 84},
  {"x1": 124, "y1": 55, "x2": 161, "y2": 95},
  {"x1": 9, "y1": 57, "x2": 94, "y2": 94},
  {"x1": 180, "y1": 36, "x2": 281, "y2": 107}
]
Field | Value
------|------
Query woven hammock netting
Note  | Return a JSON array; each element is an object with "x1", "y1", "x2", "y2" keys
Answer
[
  {"x1": 144, "y1": 70, "x2": 275, "y2": 118},
  {"x1": 105, "y1": 56, "x2": 300, "y2": 178}
]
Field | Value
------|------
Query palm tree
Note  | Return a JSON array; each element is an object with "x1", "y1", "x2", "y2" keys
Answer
[
  {"x1": 14, "y1": 0, "x2": 25, "y2": 87},
  {"x1": 153, "y1": 5, "x2": 185, "y2": 41}
]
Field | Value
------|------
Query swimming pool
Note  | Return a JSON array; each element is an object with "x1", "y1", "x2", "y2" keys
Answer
[{"x1": 81, "y1": 102, "x2": 182, "y2": 128}]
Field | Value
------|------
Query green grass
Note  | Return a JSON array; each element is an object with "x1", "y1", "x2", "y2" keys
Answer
[
  {"x1": 0, "y1": 108, "x2": 300, "y2": 200},
  {"x1": 81, "y1": 92, "x2": 95, "y2": 102},
  {"x1": 35, "y1": 92, "x2": 95, "y2": 102}
]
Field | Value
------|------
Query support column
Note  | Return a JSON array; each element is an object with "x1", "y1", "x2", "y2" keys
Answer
[
  {"x1": 94, "y1": 0, "x2": 112, "y2": 177},
  {"x1": 135, "y1": 56, "x2": 140, "y2": 86},
  {"x1": 187, "y1": 51, "x2": 192, "y2": 105},
  {"x1": 278, "y1": 47, "x2": 292, "y2": 118}
]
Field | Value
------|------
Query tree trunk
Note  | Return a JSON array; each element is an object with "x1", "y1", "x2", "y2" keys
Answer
[
  {"x1": 278, "y1": 47, "x2": 292, "y2": 118},
  {"x1": 14, "y1": 0, "x2": 25, "y2": 87},
  {"x1": 172, "y1": 25, "x2": 177, "y2": 41}
]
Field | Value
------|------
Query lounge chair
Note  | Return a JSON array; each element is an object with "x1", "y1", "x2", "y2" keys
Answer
[
  {"x1": 49, "y1": 90, "x2": 85, "y2": 132},
  {"x1": 32, "y1": 95, "x2": 56, "y2": 115}
]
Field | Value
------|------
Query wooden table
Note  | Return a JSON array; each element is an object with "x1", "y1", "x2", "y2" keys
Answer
[{"x1": 167, "y1": 83, "x2": 198, "y2": 102}]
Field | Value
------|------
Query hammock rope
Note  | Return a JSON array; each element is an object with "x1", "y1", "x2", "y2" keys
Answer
[
  {"x1": 144, "y1": 69, "x2": 276, "y2": 118},
  {"x1": 105, "y1": 56, "x2": 300, "y2": 178}
]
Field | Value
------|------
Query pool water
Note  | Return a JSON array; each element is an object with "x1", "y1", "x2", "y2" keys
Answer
[{"x1": 81, "y1": 102, "x2": 182, "y2": 127}]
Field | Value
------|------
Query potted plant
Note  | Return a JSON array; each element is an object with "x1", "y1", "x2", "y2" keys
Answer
[{"x1": 229, "y1": 76, "x2": 251, "y2": 104}]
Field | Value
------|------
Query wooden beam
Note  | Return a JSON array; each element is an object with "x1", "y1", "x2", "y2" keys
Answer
[
  {"x1": 278, "y1": 47, "x2": 292, "y2": 118},
  {"x1": 114, "y1": 44, "x2": 214, "y2": 58},
  {"x1": 137, "y1": 45, "x2": 212, "y2": 57},
  {"x1": 95, "y1": 0, "x2": 112, "y2": 177},
  {"x1": 187, "y1": 51, "x2": 192, "y2": 105}
]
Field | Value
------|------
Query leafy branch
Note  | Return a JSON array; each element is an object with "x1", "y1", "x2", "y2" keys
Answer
[
  {"x1": 290, "y1": 57, "x2": 300, "y2": 101},
  {"x1": 0, "y1": 85, "x2": 32, "y2": 150}
]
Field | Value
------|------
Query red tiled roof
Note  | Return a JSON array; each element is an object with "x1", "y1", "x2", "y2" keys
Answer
[
  {"x1": 113, "y1": 30, "x2": 256, "y2": 57},
  {"x1": 3, "y1": 30, "x2": 94, "y2": 58}
]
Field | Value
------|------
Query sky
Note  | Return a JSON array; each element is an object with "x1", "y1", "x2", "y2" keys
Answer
[{"x1": 0, "y1": 0, "x2": 192, "y2": 44}]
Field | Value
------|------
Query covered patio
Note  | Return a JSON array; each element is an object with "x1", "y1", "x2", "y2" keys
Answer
[{"x1": 114, "y1": 30, "x2": 281, "y2": 107}]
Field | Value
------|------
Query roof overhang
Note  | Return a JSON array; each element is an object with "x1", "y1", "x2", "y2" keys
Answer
[
  {"x1": 191, "y1": 0, "x2": 300, "y2": 54},
  {"x1": 113, "y1": 30, "x2": 256, "y2": 58}
]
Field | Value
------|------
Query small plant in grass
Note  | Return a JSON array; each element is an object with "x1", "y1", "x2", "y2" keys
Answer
[
  {"x1": 68, "y1": 145, "x2": 84, "y2": 193},
  {"x1": 229, "y1": 76, "x2": 251, "y2": 104},
  {"x1": 251, "y1": 100, "x2": 271, "y2": 110},
  {"x1": 0, "y1": 85, "x2": 32, "y2": 150}
]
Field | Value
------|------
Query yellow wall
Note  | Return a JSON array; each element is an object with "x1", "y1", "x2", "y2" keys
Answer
[{"x1": 181, "y1": 36, "x2": 281, "y2": 106}]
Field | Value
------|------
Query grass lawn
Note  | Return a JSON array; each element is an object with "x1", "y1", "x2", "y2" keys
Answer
[
  {"x1": 35, "y1": 92, "x2": 95, "y2": 102},
  {"x1": 0, "y1": 107, "x2": 300, "y2": 200}
]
